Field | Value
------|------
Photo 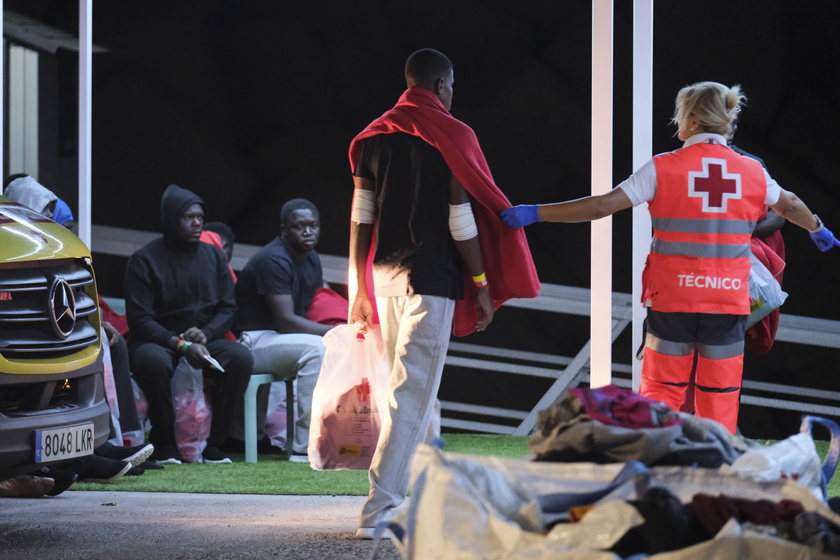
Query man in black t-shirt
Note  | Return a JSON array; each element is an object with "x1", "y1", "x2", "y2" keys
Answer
[{"x1": 234, "y1": 199, "x2": 334, "y2": 462}]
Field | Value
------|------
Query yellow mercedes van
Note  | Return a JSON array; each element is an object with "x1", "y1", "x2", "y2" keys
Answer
[{"x1": 0, "y1": 195, "x2": 109, "y2": 477}]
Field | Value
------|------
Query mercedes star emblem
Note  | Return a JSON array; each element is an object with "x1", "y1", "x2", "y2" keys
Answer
[{"x1": 48, "y1": 278, "x2": 76, "y2": 339}]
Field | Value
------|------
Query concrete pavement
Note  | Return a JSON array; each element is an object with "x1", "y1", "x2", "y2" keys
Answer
[{"x1": 0, "y1": 491, "x2": 402, "y2": 560}]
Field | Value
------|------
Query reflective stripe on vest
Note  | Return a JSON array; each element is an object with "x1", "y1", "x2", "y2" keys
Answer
[
  {"x1": 651, "y1": 239, "x2": 752, "y2": 259},
  {"x1": 646, "y1": 143, "x2": 766, "y2": 314},
  {"x1": 651, "y1": 217, "x2": 756, "y2": 236}
]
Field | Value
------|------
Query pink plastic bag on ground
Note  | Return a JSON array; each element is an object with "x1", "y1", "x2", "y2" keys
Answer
[
  {"x1": 309, "y1": 324, "x2": 389, "y2": 471},
  {"x1": 171, "y1": 360, "x2": 211, "y2": 463}
]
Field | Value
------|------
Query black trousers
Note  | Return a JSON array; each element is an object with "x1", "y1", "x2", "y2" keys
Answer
[{"x1": 129, "y1": 338, "x2": 252, "y2": 448}]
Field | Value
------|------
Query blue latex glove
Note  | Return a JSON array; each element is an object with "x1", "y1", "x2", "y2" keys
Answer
[
  {"x1": 500, "y1": 205, "x2": 541, "y2": 229},
  {"x1": 809, "y1": 225, "x2": 840, "y2": 252}
]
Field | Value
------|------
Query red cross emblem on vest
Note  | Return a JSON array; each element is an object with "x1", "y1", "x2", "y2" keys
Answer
[{"x1": 688, "y1": 157, "x2": 741, "y2": 213}]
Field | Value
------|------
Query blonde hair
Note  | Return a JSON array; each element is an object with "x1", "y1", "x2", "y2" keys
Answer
[{"x1": 671, "y1": 81, "x2": 746, "y2": 140}]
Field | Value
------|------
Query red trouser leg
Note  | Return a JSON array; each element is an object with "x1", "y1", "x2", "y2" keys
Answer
[
  {"x1": 694, "y1": 352, "x2": 743, "y2": 434},
  {"x1": 639, "y1": 347, "x2": 695, "y2": 413}
]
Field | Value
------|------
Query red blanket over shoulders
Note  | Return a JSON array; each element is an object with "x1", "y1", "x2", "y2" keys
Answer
[{"x1": 349, "y1": 87, "x2": 540, "y2": 336}]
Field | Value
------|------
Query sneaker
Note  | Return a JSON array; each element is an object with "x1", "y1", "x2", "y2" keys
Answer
[
  {"x1": 103, "y1": 443, "x2": 155, "y2": 467},
  {"x1": 288, "y1": 451, "x2": 310, "y2": 464},
  {"x1": 355, "y1": 527, "x2": 376, "y2": 540},
  {"x1": 125, "y1": 465, "x2": 145, "y2": 476},
  {"x1": 138, "y1": 460, "x2": 165, "y2": 471},
  {"x1": 202, "y1": 446, "x2": 232, "y2": 464},
  {"x1": 355, "y1": 526, "x2": 392, "y2": 540},
  {"x1": 71, "y1": 455, "x2": 132, "y2": 483},
  {"x1": 153, "y1": 444, "x2": 183, "y2": 465}
]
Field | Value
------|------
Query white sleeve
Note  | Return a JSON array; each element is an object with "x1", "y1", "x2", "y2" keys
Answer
[
  {"x1": 763, "y1": 168, "x2": 782, "y2": 206},
  {"x1": 617, "y1": 158, "x2": 657, "y2": 206}
]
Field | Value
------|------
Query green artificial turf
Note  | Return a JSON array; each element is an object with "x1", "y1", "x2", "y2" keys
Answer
[
  {"x1": 74, "y1": 434, "x2": 531, "y2": 495},
  {"x1": 75, "y1": 435, "x2": 840, "y2": 498}
]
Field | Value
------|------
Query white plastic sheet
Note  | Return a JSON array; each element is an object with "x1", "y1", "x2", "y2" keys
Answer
[{"x1": 384, "y1": 444, "x2": 840, "y2": 560}]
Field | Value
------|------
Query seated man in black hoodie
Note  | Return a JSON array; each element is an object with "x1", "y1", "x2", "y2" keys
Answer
[{"x1": 124, "y1": 184, "x2": 253, "y2": 464}]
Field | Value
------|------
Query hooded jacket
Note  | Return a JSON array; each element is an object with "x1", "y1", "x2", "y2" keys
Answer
[{"x1": 124, "y1": 184, "x2": 237, "y2": 346}]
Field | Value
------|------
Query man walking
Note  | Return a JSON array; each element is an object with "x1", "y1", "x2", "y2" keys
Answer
[{"x1": 348, "y1": 48, "x2": 539, "y2": 537}]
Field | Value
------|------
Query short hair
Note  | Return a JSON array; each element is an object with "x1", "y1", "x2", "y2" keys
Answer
[
  {"x1": 671, "y1": 81, "x2": 746, "y2": 141},
  {"x1": 405, "y1": 48, "x2": 453, "y2": 90},
  {"x1": 204, "y1": 221, "x2": 235, "y2": 244},
  {"x1": 280, "y1": 198, "x2": 319, "y2": 226}
]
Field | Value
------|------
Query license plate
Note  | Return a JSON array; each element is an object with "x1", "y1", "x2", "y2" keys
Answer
[{"x1": 34, "y1": 423, "x2": 95, "y2": 463}]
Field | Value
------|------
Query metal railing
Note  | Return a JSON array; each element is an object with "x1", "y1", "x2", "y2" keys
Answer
[{"x1": 91, "y1": 224, "x2": 840, "y2": 436}]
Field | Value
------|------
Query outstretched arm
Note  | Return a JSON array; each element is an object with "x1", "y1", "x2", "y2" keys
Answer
[
  {"x1": 501, "y1": 187, "x2": 633, "y2": 228},
  {"x1": 771, "y1": 189, "x2": 840, "y2": 252}
]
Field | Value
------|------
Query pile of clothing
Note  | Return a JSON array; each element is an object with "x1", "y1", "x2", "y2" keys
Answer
[{"x1": 378, "y1": 385, "x2": 840, "y2": 560}]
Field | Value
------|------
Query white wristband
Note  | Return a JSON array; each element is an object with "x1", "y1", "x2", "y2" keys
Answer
[
  {"x1": 351, "y1": 189, "x2": 377, "y2": 224},
  {"x1": 449, "y1": 203, "x2": 478, "y2": 241}
]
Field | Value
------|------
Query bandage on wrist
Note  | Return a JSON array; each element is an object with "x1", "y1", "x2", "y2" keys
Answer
[
  {"x1": 472, "y1": 272, "x2": 488, "y2": 287},
  {"x1": 351, "y1": 189, "x2": 376, "y2": 224}
]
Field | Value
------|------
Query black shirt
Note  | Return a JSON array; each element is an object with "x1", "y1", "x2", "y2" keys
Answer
[
  {"x1": 234, "y1": 237, "x2": 323, "y2": 332},
  {"x1": 354, "y1": 132, "x2": 463, "y2": 300}
]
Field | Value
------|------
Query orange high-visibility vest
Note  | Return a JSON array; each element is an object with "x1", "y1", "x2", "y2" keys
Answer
[{"x1": 645, "y1": 142, "x2": 767, "y2": 314}]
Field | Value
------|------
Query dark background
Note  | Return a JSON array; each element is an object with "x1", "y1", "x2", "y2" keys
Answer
[{"x1": 8, "y1": 0, "x2": 840, "y2": 439}]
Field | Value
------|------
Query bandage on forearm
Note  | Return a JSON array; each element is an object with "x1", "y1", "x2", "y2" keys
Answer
[
  {"x1": 351, "y1": 189, "x2": 377, "y2": 224},
  {"x1": 449, "y1": 203, "x2": 478, "y2": 241}
]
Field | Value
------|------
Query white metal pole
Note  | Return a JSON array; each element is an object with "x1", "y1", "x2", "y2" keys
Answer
[
  {"x1": 78, "y1": 0, "x2": 93, "y2": 246},
  {"x1": 632, "y1": 1, "x2": 654, "y2": 391},
  {"x1": 590, "y1": 0, "x2": 613, "y2": 388}
]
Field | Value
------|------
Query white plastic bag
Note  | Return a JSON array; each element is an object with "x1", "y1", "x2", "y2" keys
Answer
[
  {"x1": 171, "y1": 358, "x2": 211, "y2": 463},
  {"x1": 727, "y1": 433, "x2": 824, "y2": 500},
  {"x1": 122, "y1": 377, "x2": 149, "y2": 446},
  {"x1": 100, "y1": 328, "x2": 122, "y2": 445},
  {"x1": 309, "y1": 323, "x2": 389, "y2": 471},
  {"x1": 747, "y1": 253, "x2": 787, "y2": 328}
]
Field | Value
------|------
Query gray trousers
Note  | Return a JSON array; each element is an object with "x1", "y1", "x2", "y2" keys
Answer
[
  {"x1": 359, "y1": 294, "x2": 454, "y2": 528},
  {"x1": 235, "y1": 330, "x2": 325, "y2": 454}
]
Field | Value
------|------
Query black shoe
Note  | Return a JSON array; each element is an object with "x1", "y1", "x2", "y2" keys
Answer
[
  {"x1": 219, "y1": 437, "x2": 246, "y2": 453},
  {"x1": 259, "y1": 437, "x2": 284, "y2": 454},
  {"x1": 70, "y1": 455, "x2": 132, "y2": 483},
  {"x1": 202, "y1": 446, "x2": 232, "y2": 464},
  {"x1": 152, "y1": 444, "x2": 183, "y2": 465},
  {"x1": 125, "y1": 465, "x2": 145, "y2": 476},
  {"x1": 103, "y1": 443, "x2": 155, "y2": 467},
  {"x1": 38, "y1": 467, "x2": 78, "y2": 496},
  {"x1": 138, "y1": 460, "x2": 165, "y2": 470}
]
